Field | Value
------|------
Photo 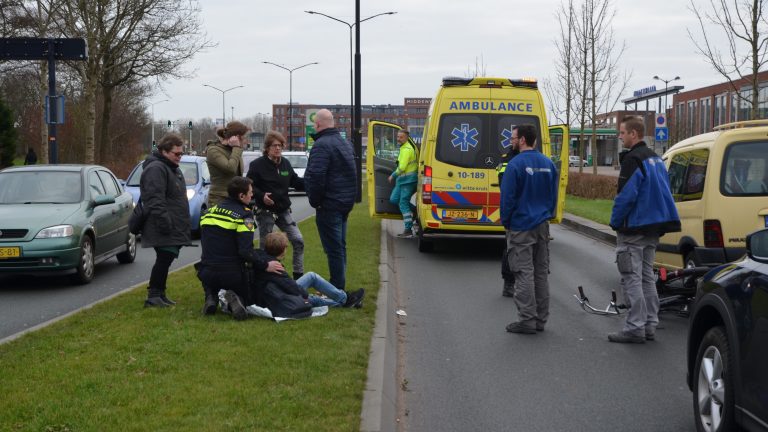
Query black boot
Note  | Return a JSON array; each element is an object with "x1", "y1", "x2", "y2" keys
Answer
[
  {"x1": 293, "y1": 272, "x2": 304, "y2": 280},
  {"x1": 202, "y1": 293, "x2": 218, "y2": 315}
]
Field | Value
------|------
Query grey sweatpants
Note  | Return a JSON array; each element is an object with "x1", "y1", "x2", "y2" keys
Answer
[
  {"x1": 256, "y1": 209, "x2": 304, "y2": 274},
  {"x1": 616, "y1": 232, "x2": 660, "y2": 336},
  {"x1": 506, "y1": 222, "x2": 550, "y2": 326}
]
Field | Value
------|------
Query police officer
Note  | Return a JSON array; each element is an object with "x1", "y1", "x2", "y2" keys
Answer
[
  {"x1": 197, "y1": 176, "x2": 284, "y2": 319},
  {"x1": 497, "y1": 139, "x2": 519, "y2": 297}
]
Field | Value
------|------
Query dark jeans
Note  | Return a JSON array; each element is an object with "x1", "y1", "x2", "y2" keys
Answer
[
  {"x1": 148, "y1": 248, "x2": 178, "y2": 297},
  {"x1": 198, "y1": 264, "x2": 251, "y2": 305},
  {"x1": 315, "y1": 208, "x2": 349, "y2": 290}
]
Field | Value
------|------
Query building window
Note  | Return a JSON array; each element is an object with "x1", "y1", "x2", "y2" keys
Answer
[
  {"x1": 687, "y1": 100, "x2": 697, "y2": 136},
  {"x1": 758, "y1": 83, "x2": 768, "y2": 119},
  {"x1": 714, "y1": 93, "x2": 727, "y2": 126},
  {"x1": 699, "y1": 97, "x2": 711, "y2": 133},
  {"x1": 730, "y1": 92, "x2": 739, "y2": 122},
  {"x1": 740, "y1": 88, "x2": 752, "y2": 120}
]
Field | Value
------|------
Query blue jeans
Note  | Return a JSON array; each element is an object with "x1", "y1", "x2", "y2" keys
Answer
[
  {"x1": 297, "y1": 271, "x2": 348, "y2": 307},
  {"x1": 315, "y1": 208, "x2": 348, "y2": 290}
]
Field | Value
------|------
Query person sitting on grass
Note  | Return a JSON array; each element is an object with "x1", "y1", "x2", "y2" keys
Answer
[{"x1": 256, "y1": 231, "x2": 365, "y2": 311}]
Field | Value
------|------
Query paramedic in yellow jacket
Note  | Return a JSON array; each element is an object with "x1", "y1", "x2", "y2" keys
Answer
[{"x1": 388, "y1": 130, "x2": 419, "y2": 238}]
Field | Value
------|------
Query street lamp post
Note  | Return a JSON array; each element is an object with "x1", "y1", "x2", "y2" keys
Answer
[
  {"x1": 262, "y1": 61, "x2": 318, "y2": 150},
  {"x1": 149, "y1": 99, "x2": 169, "y2": 150},
  {"x1": 653, "y1": 75, "x2": 680, "y2": 113},
  {"x1": 304, "y1": 10, "x2": 397, "y2": 142},
  {"x1": 202, "y1": 84, "x2": 244, "y2": 126}
]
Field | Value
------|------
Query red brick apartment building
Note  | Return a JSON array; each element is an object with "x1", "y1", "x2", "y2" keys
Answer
[
  {"x1": 270, "y1": 98, "x2": 431, "y2": 150},
  {"x1": 670, "y1": 70, "x2": 768, "y2": 142}
]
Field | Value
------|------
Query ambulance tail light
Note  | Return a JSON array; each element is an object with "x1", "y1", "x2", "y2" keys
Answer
[
  {"x1": 422, "y1": 166, "x2": 433, "y2": 204},
  {"x1": 704, "y1": 219, "x2": 724, "y2": 248}
]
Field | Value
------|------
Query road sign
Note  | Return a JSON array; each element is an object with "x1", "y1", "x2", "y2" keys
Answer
[
  {"x1": 656, "y1": 113, "x2": 666, "y2": 128},
  {"x1": 655, "y1": 127, "x2": 668, "y2": 141}
]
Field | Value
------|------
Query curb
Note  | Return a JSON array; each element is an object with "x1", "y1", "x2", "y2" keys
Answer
[
  {"x1": 561, "y1": 212, "x2": 617, "y2": 245},
  {"x1": 360, "y1": 220, "x2": 398, "y2": 432}
]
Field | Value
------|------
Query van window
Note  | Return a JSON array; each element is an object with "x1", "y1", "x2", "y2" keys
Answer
[
  {"x1": 371, "y1": 124, "x2": 400, "y2": 162},
  {"x1": 721, "y1": 141, "x2": 768, "y2": 196},
  {"x1": 668, "y1": 149, "x2": 709, "y2": 201},
  {"x1": 436, "y1": 114, "x2": 541, "y2": 169}
]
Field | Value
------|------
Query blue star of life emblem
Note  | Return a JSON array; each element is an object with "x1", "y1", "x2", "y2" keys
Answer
[
  {"x1": 451, "y1": 123, "x2": 479, "y2": 152},
  {"x1": 500, "y1": 128, "x2": 513, "y2": 149}
]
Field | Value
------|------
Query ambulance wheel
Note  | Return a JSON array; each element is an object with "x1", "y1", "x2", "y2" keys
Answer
[{"x1": 418, "y1": 232, "x2": 434, "y2": 253}]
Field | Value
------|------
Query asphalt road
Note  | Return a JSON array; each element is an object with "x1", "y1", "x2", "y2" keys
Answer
[
  {"x1": 389, "y1": 221, "x2": 694, "y2": 432},
  {"x1": 0, "y1": 195, "x2": 313, "y2": 341}
]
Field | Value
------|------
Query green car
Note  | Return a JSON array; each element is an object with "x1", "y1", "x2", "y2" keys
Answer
[{"x1": 0, "y1": 164, "x2": 136, "y2": 284}]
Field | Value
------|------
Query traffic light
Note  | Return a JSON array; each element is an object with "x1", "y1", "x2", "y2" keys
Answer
[
  {"x1": 188, "y1": 121, "x2": 193, "y2": 130},
  {"x1": 167, "y1": 120, "x2": 172, "y2": 128}
]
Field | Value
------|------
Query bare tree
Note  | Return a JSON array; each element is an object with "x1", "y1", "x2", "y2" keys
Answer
[
  {"x1": 55, "y1": 0, "x2": 211, "y2": 164},
  {"x1": 544, "y1": 0, "x2": 576, "y2": 127},
  {"x1": 688, "y1": 0, "x2": 768, "y2": 120},
  {"x1": 572, "y1": 0, "x2": 629, "y2": 173}
]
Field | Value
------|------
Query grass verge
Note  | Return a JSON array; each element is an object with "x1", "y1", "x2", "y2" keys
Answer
[
  {"x1": 0, "y1": 198, "x2": 381, "y2": 432},
  {"x1": 565, "y1": 194, "x2": 613, "y2": 226}
]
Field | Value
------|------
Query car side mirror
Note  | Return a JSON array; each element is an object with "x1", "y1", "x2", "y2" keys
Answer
[
  {"x1": 746, "y1": 228, "x2": 768, "y2": 263},
  {"x1": 92, "y1": 194, "x2": 116, "y2": 207}
]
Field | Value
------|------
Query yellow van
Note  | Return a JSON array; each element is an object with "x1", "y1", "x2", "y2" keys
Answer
[
  {"x1": 658, "y1": 120, "x2": 768, "y2": 268},
  {"x1": 367, "y1": 77, "x2": 569, "y2": 252}
]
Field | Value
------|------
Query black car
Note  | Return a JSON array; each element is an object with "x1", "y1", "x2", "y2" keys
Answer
[{"x1": 687, "y1": 228, "x2": 768, "y2": 432}]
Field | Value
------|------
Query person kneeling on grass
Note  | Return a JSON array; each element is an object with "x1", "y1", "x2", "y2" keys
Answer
[
  {"x1": 254, "y1": 232, "x2": 365, "y2": 314},
  {"x1": 197, "y1": 176, "x2": 284, "y2": 320}
]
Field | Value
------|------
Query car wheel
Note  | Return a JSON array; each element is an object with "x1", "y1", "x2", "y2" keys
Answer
[
  {"x1": 693, "y1": 326, "x2": 735, "y2": 432},
  {"x1": 116, "y1": 233, "x2": 137, "y2": 264},
  {"x1": 72, "y1": 235, "x2": 95, "y2": 284}
]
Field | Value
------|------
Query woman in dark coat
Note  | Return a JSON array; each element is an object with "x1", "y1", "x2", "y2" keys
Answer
[{"x1": 140, "y1": 133, "x2": 191, "y2": 307}]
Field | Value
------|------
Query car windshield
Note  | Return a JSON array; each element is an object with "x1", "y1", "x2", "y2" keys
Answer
[
  {"x1": 0, "y1": 171, "x2": 82, "y2": 204},
  {"x1": 284, "y1": 154, "x2": 308, "y2": 168},
  {"x1": 126, "y1": 161, "x2": 199, "y2": 187}
]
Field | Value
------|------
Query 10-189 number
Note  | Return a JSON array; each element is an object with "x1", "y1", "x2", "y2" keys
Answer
[{"x1": 457, "y1": 171, "x2": 485, "y2": 179}]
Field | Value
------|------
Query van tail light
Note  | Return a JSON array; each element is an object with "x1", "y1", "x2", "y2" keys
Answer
[
  {"x1": 704, "y1": 219, "x2": 724, "y2": 248},
  {"x1": 422, "y1": 165, "x2": 432, "y2": 204}
]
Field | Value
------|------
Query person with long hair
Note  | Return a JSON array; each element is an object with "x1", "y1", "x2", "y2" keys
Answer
[{"x1": 206, "y1": 120, "x2": 248, "y2": 206}]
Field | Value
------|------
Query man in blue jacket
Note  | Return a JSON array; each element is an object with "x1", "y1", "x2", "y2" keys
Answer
[
  {"x1": 608, "y1": 116, "x2": 680, "y2": 343},
  {"x1": 500, "y1": 124, "x2": 558, "y2": 334},
  {"x1": 304, "y1": 109, "x2": 357, "y2": 292}
]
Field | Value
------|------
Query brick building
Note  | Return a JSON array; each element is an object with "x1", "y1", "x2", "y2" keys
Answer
[
  {"x1": 670, "y1": 70, "x2": 768, "y2": 142},
  {"x1": 270, "y1": 97, "x2": 431, "y2": 150}
]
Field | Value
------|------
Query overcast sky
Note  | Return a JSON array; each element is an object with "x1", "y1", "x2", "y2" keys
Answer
[{"x1": 151, "y1": 0, "x2": 727, "y2": 123}]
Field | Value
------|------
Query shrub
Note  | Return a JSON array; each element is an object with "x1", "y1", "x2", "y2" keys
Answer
[{"x1": 567, "y1": 172, "x2": 617, "y2": 200}]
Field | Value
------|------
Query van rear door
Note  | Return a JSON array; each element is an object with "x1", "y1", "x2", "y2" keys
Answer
[{"x1": 367, "y1": 121, "x2": 404, "y2": 219}]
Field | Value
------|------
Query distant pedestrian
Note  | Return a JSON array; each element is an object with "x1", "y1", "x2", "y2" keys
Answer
[
  {"x1": 206, "y1": 121, "x2": 247, "y2": 206},
  {"x1": 304, "y1": 108, "x2": 357, "y2": 291},
  {"x1": 246, "y1": 130, "x2": 306, "y2": 279},
  {"x1": 24, "y1": 148, "x2": 37, "y2": 165},
  {"x1": 139, "y1": 133, "x2": 191, "y2": 308},
  {"x1": 388, "y1": 129, "x2": 419, "y2": 238},
  {"x1": 607, "y1": 116, "x2": 680, "y2": 344},
  {"x1": 500, "y1": 124, "x2": 557, "y2": 334}
]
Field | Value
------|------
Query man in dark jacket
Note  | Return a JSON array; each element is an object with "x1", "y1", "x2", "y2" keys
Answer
[
  {"x1": 304, "y1": 109, "x2": 357, "y2": 291},
  {"x1": 197, "y1": 176, "x2": 284, "y2": 319},
  {"x1": 24, "y1": 148, "x2": 37, "y2": 165},
  {"x1": 607, "y1": 116, "x2": 680, "y2": 344},
  {"x1": 246, "y1": 130, "x2": 305, "y2": 279},
  {"x1": 139, "y1": 133, "x2": 191, "y2": 307}
]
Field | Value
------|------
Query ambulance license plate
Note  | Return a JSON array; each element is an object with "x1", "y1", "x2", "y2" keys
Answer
[
  {"x1": 443, "y1": 209, "x2": 479, "y2": 219},
  {"x1": 0, "y1": 246, "x2": 20, "y2": 259}
]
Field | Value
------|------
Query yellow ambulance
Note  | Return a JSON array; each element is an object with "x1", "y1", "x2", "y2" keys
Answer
[{"x1": 367, "y1": 76, "x2": 570, "y2": 252}]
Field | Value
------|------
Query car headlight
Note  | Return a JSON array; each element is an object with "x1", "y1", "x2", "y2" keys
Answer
[
  {"x1": 36, "y1": 225, "x2": 74, "y2": 239},
  {"x1": 186, "y1": 189, "x2": 195, "y2": 201}
]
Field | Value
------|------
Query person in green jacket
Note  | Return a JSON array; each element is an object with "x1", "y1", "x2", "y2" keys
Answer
[
  {"x1": 206, "y1": 120, "x2": 248, "y2": 206},
  {"x1": 388, "y1": 129, "x2": 419, "y2": 238}
]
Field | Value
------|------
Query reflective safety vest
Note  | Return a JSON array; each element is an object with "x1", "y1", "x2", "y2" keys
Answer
[{"x1": 393, "y1": 141, "x2": 419, "y2": 178}]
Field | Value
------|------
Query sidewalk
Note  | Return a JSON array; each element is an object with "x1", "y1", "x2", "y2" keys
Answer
[{"x1": 360, "y1": 213, "x2": 615, "y2": 432}]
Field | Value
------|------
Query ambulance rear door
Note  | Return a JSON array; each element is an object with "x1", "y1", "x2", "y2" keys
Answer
[
  {"x1": 367, "y1": 121, "x2": 404, "y2": 219},
  {"x1": 547, "y1": 124, "x2": 570, "y2": 223}
]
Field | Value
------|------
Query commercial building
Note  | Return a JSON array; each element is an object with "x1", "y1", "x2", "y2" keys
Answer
[
  {"x1": 270, "y1": 97, "x2": 431, "y2": 151},
  {"x1": 670, "y1": 70, "x2": 768, "y2": 142}
]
